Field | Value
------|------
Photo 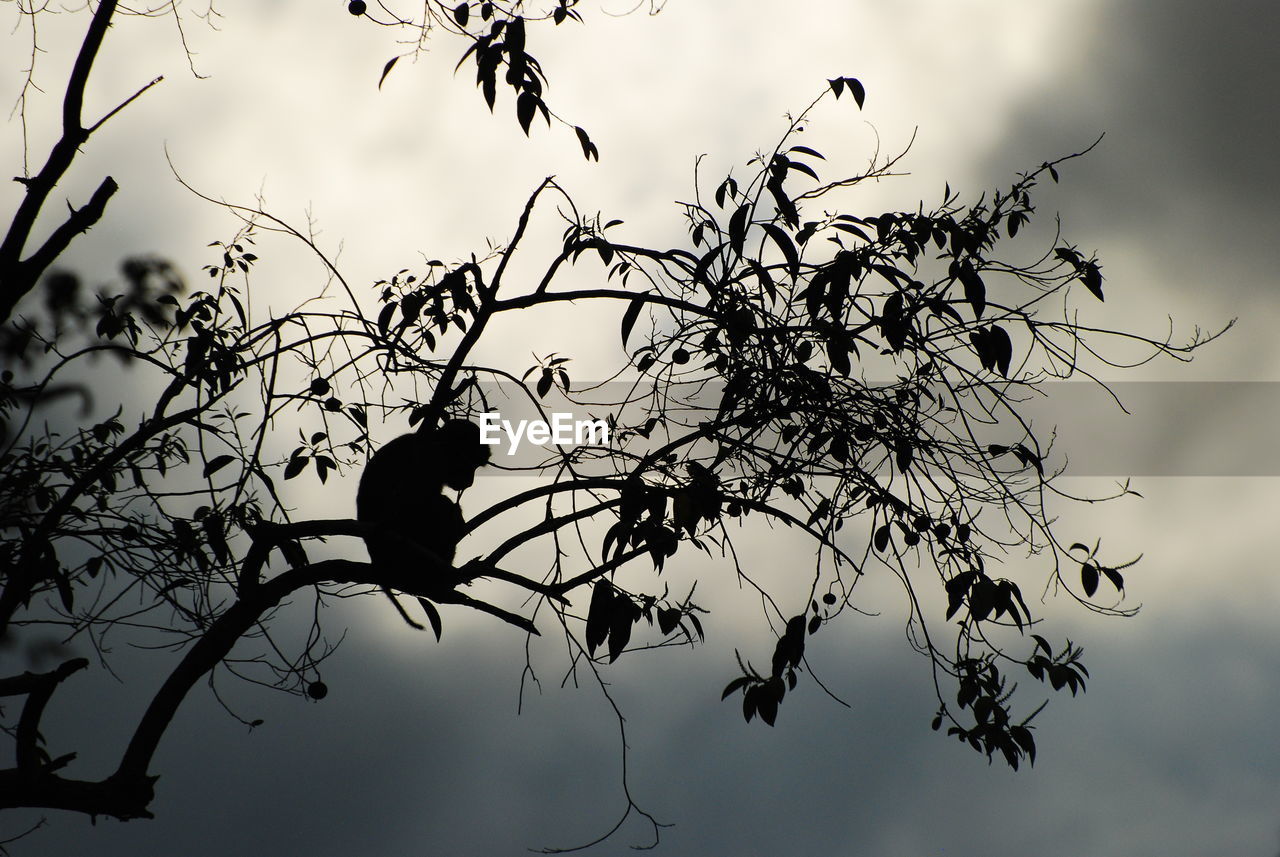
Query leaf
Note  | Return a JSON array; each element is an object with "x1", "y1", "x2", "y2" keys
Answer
[
  {"x1": 873, "y1": 524, "x2": 891, "y2": 553},
  {"x1": 1010, "y1": 725, "x2": 1036, "y2": 766},
  {"x1": 452, "y1": 2, "x2": 469, "y2": 26},
  {"x1": 1082, "y1": 261, "x2": 1105, "y2": 301},
  {"x1": 607, "y1": 599, "x2": 635, "y2": 662},
  {"x1": 828, "y1": 78, "x2": 845, "y2": 98},
  {"x1": 1080, "y1": 561, "x2": 1099, "y2": 598},
  {"x1": 586, "y1": 580, "x2": 613, "y2": 654},
  {"x1": 760, "y1": 223, "x2": 799, "y2": 280},
  {"x1": 788, "y1": 145, "x2": 825, "y2": 159},
  {"x1": 988, "y1": 324, "x2": 1013, "y2": 377},
  {"x1": 516, "y1": 91, "x2": 538, "y2": 135},
  {"x1": 203, "y1": 454, "x2": 235, "y2": 478},
  {"x1": 283, "y1": 456, "x2": 308, "y2": 480},
  {"x1": 728, "y1": 203, "x2": 750, "y2": 258},
  {"x1": 671, "y1": 612, "x2": 696, "y2": 642},
  {"x1": 787, "y1": 160, "x2": 820, "y2": 182},
  {"x1": 758, "y1": 693, "x2": 778, "y2": 727},
  {"x1": 536, "y1": 368, "x2": 553, "y2": 398},
  {"x1": 377, "y1": 302, "x2": 396, "y2": 336},
  {"x1": 1054, "y1": 247, "x2": 1082, "y2": 266},
  {"x1": 721, "y1": 676, "x2": 751, "y2": 700},
  {"x1": 481, "y1": 66, "x2": 497, "y2": 110},
  {"x1": 957, "y1": 259, "x2": 986, "y2": 318},
  {"x1": 378, "y1": 56, "x2": 399, "y2": 90},
  {"x1": 825, "y1": 336, "x2": 851, "y2": 377},
  {"x1": 54, "y1": 571, "x2": 74, "y2": 612},
  {"x1": 806, "y1": 497, "x2": 831, "y2": 527},
  {"x1": 1013, "y1": 443, "x2": 1044, "y2": 476},
  {"x1": 574, "y1": 126, "x2": 599, "y2": 161},
  {"x1": 418, "y1": 597, "x2": 444, "y2": 641},
  {"x1": 845, "y1": 77, "x2": 866, "y2": 109},
  {"x1": 1101, "y1": 566, "x2": 1124, "y2": 591},
  {"x1": 894, "y1": 440, "x2": 913, "y2": 473},
  {"x1": 203, "y1": 516, "x2": 230, "y2": 564}
]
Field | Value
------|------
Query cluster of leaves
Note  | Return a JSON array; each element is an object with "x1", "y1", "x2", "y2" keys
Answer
[
  {"x1": 362, "y1": 0, "x2": 602, "y2": 158},
  {"x1": 931, "y1": 658, "x2": 1038, "y2": 770},
  {"x1": 720, "y1": 609, "x2": 820, "y2": 727},
  {"x1": 490, "y1": 79, "x2": 1225, "y2": 769},
  {"x1": 583, "y1": 577, "x2": 703, "y2": 663},
  {"x1": 0, "y1": 258, "x2": 182, "y2": 369}
]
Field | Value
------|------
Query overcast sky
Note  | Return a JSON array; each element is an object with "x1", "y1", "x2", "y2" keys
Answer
[{"x1": 4, "y1": 2, "x2": 1280, "y2": 855}]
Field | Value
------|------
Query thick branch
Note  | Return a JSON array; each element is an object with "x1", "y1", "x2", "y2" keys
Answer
[
  {"x1": 11, "y1": 659, "x2": 88, "y2": 772},
  {"x1": 0, "y1": 0, "x2": 123, "y2": 322}
]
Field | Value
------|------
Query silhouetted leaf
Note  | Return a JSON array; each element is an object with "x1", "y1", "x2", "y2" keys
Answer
[
  {"x1": 688, "y1": 612, "x2": 705, "y2": 642},
  {"x1": 1082, "y1": 261, "x2": 1104, "y2": 301},
  {"x1": 203, "y1": 516, "x2": 229, "y2": 564},
  {"x1": 574, "y1": 126, "x2": 599, "y2": 161},
  {"x1": 418, "y1": 597, "x2": 443, "y2": 641},
  {"x1": 806, "y1": 497, "x2": 830, "y2": 526},
  {"x1": 516, "y1": 92, "x2": 538, "y2": 134},
  {"x1": 826, "y1": 336, "x2": 851, "y2": 376},
  {"x1": 378, "y1": 56, "x2": 399, "y2": 90},
  {"x1": 828, "y1": 77, "x2": 866, "y2": 108},
  {"x1": 788, "y1": 145, "x2": 825, "y2": 160},
  {"x1": 203, "y1": 455, "x2": 235, "y2": 478},
  {"x1": 1010, "y1": 725, "x2": 1036, "y2": 765},
  {"x1": 607, "y1": 598, "x2": 636, "y2": 662},
  {"x1": 586, "y1": 580, "x2": 613, "y2": 655},
  {"x1": 1101, "y1": 566, "x2": 1124, "y2": 591},
  {"x1": 53, "y1": 571, "x2": 74, "y2": 612},
  {"x1": 988, "y1": 325, "x2": 1013, "y2": 377},
  {"x1": 728, "y1": 203, "x2": 750, "y2": 258},
  {"x1": 956, "y1": 259, "x2": 986, "y2": 318},
  {"x1": 845, "y1": 77, "x2": 866, "y2": 108},
  {"x1": 787, "y1": 160, "x2": 820, "y2": 182},
  {"x1": 452, "y1": 2, "x2": 469, "y2": 26},
  {"x1": 721, "y1": 676, "x2": 751, "y2": 700},
  {"x1": 1054, "y1": 246, "x2": 1082, "y2": 266},
  {"x1": 760, "y1": 223, "x2": 799, "y2": 279},
  {"x1": 1080, "y1": 561, "x2": 1099, "y2": 597},
  {"x1": 894, "y1": 440, "x2": 913, "y2": 473},
  {"x1": 758, "y1": 696, "x2": 778, "y2": 726},
  {"x1": 376, "y1": 302, "x2": 395, "y2": 336},
  {"x1": 873, "y1": 524, "x2": 891, "y2": 553},
  {"x1": 283, "y1": 456, "x2": 308, "y2": 480}
]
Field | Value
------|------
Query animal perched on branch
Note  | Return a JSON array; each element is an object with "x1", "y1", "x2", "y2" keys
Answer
[{"x1": 357, "y1": 419, "x2": 492, "y2": 621}]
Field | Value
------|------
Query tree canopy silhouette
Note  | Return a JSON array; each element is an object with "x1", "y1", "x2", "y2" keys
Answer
[{"x1": 0, "y1": 0, "x2": 1229, "y2": 848}]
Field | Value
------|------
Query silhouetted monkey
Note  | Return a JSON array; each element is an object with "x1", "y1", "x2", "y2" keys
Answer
[{"x1": 357, "y1": 419, "x2": 491, "y2": 624}]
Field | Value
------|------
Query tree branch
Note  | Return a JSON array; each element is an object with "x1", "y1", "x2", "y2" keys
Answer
[{"x1": 0, "y1": 0, "x2": 132, "y2": 323}]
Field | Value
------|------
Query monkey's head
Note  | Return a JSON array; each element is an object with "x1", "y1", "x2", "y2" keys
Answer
[{"x1": 430, "y1": 419, "x2": 491, "y2": 490}]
